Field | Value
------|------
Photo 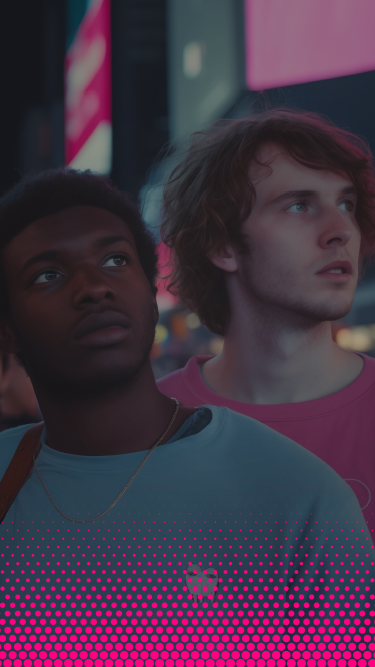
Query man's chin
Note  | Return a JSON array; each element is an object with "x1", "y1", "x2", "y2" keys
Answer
[
  {"x1": 31, "y1": 355, "x2": 151, "y2": 400},
  {"x1": 292, "y1": 300, "x2": 353, "y2": 323},
  {"x1": 73, "y1": 364, "x2": 146, "y2": 395}
]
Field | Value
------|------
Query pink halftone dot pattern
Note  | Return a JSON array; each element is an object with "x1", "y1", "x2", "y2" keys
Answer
[
  {"x1": 245, "y1": 0, "x2": 375, "y2": 90},
  {"x1": 1, "y1": 533, "x2": 374, "y2": 663},
  {"x1": 1, "y1": 620, "x2": 375, "y2": 664}
]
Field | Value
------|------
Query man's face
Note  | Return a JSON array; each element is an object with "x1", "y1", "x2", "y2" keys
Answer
[
  {"x1": 230, "y1": 144, "x2": 361, "y2": 322},
  {"x1": 1, "y1": 206, "x2": 158, "y2": 396}
]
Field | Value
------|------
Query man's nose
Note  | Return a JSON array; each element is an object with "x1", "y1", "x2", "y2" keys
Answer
[
  {"x1": 71, "y1": 267, "x2": 116, "y2": 308},
  {"x1": 318, "y1": 208, "x2": 352, "y2": 249}
]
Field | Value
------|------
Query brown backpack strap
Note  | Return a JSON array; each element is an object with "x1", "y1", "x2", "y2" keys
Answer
[{"x1": 0, "y1": 422, "x2": 44, "y2": 524}]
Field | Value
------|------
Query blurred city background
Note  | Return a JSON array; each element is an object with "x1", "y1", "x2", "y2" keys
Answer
[{"x1": 2, "y1": 0, "x2": 375, "y2": 385}]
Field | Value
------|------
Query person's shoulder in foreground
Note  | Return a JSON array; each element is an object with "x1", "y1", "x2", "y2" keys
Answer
[{"x1": 0, "y1": 422, "x2": 37, "y2": 478}]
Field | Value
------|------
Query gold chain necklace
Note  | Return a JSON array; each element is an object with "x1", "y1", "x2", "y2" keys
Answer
[{"x1": 33, "y1": 398, "x2": 180, "y2": 524}]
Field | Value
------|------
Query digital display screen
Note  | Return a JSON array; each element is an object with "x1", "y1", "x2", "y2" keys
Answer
[{"x1": 245, "y1": 0, "x2": 375, "y2": 90}]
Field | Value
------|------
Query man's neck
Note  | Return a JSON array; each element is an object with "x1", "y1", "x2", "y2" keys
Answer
[
  {"x1": 202, "y1": 302, "x2": 363, "y2": 405},
  {"x1": 33, "y1": 362, "x2": 195, "y2": 456}
]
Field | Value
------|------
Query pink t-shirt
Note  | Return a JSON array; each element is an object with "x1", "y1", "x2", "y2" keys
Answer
[{"x1": 157, "y1": 353, "x2": 375, "y2": 536}]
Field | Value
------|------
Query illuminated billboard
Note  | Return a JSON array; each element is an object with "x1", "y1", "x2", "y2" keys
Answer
[
  {"x1": 245, "y1": 0, "x2": 375, "y2": 90},
  {"x1": 65, "y1": 0, "x2": 112, "y2": 173}
]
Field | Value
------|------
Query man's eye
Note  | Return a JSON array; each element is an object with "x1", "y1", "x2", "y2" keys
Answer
[
  {"x1": 34, "y1": 271, "x2": 61, "y2": 284},
  {"x1": 286, "y1": 202, "x2": 307, "y2": 213},
  {"x1": 102, "y1": 255, "x2": 127, "y2": 267},
  {"x1": 338, "y1": 200, "x2": 355, "y2": 212}
]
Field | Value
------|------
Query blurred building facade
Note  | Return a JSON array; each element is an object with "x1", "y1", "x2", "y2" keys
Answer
[
  {"x1": 111, "y1": 0, "x2": 169, "y2": 198},
  {"x1": 0, "y1": 0, "x2": 65, "y2": 196},
  {"x1": 168, "y1": 0, "x2": 245, "y2": 141}
]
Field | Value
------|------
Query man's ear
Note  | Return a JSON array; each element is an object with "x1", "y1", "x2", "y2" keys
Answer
[
  {"x1": 0, "y1": 318, "x2": 22, "y2": 355},
  {"x1": 207, "y1": 244, "x2": 238, "y2": 273}
]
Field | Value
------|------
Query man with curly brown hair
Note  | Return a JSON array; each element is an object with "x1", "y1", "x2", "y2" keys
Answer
[{"x1": 157, "y1": 108, "x2": 375, "y2": 536}]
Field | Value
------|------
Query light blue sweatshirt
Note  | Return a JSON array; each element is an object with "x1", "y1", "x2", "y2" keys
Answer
[{"x1": 0, "y1": 406, "x2": 373, "y2": 625}]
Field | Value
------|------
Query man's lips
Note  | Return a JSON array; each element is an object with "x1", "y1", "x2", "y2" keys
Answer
[
  {"x1": 77, "y1": 326, "x2": 130, "y2": 347},
  {"x1": 316, "y1": 260, "x2": 353, "y2": 275},
  {"x1": 74, "y1": 312, "x2": 130, "y2": 343}
]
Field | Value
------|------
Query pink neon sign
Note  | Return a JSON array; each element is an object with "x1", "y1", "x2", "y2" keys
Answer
[
  {"x1": 65, "y1": 0, "x2": 111, "y2": 167},
  {"x1": 245, "y1": 0, "x2": 375, "y2": 90}
]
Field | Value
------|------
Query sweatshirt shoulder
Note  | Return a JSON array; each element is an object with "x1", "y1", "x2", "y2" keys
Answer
[
  {"x1": 219, "y1": 407, "x2": 348, "y2": 487},
  {"x1": 0, "y1": 424, "x2": 35, "y2": 480}
]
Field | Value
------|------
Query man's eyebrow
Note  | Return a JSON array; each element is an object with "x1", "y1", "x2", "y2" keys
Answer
[
  {"x1": 21, "y1": 250, "x2": 61, "y2": 274},
  {"x1": 340, "y1": 185, "x2": 357, "y2": 197},
  {"x1": 21, "y1": 235, "x2": 134, "y2": 274},
  {"x1": 268, "y1": 189, "x2": 318, "y2": 205},
  {"x1": 93, "y1": 234, "x2": 134, "y2": 248},
  {"x1": 268, "y1": 185, "x2": 357, "y2": 206}
]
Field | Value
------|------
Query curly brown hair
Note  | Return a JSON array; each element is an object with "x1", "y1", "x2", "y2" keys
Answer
[{"x1": 161, "y1": 108, "x2": 375, "y2": 336}]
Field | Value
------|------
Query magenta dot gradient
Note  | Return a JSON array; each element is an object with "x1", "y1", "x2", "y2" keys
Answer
[{"x1": 1, "y1": 534, "x2": 374, "y2": 664}]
